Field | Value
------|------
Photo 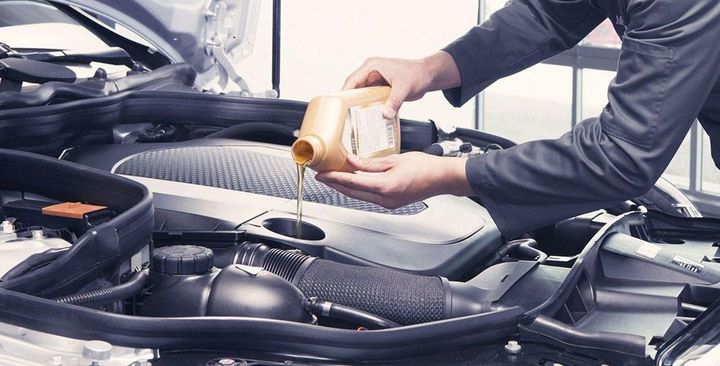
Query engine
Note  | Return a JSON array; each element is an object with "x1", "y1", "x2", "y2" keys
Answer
[
  {"x1": 4, "y1": 143, "x2": 720, "y2": 366},
  {"x1": 64, "y1": 140, "x2": 503, "y2": 278}
]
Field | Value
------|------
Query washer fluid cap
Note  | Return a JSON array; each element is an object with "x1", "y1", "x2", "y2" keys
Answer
[{"x1": 151, "y1": 245, "x2": 214, "y2": 275}]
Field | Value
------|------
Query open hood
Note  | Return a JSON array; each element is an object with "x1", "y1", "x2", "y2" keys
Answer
[{"x1": 50, "y1": 0, "x2": 261, "y2": 93}]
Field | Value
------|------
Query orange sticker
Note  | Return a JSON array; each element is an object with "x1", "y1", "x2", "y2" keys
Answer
[{"x1": 41, "y1": 202, "x2": 107, "y2": 220}]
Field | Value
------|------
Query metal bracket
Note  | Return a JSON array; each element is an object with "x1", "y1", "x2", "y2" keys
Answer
[{"x1": 203, "y1": 0, "x2": 277, "y2": 98}]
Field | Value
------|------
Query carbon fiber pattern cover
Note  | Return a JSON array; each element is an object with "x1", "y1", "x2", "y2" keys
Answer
[
  {"x1": 115, "y1": 147, "x2": 426, "y2": 215},
  {"x1": 297, "y1": 259, "x2": 445, "y2": 325}
]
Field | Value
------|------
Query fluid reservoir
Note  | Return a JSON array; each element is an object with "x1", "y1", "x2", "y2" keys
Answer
[{"x1": 291, "y1": 86, "x2": 401, "y2": 172}]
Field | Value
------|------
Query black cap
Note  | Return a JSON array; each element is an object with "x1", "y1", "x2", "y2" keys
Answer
[{"x1": 151, "y1": 245, "x2": 214, "y2": 275}]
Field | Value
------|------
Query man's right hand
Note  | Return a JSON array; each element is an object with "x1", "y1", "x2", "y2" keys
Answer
[{"x1": 342, "y1": 51, "x2": 462, "y2": 119}]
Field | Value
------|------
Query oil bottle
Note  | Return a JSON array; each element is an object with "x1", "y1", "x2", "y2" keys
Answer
[
  {"x1": 291, "y1": 86, "x2": 401, "y2": 172},
  {"x1": 290, "y1": 86, "x2": 401, "y2": 238}
]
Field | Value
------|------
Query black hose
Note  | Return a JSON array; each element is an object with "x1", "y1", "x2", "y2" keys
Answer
[
  {"x1": 478, "y1": 240, "x2": 525, "y2": 268},
  {"x1": 219, "y1": 243, "x2": 491, "y2": 325},
  {"x1": 1, "y1": 248, "x2": 68, "y2": 281},
  {"x1": 53, "y1": 270, "x2": 149, "y2": 308},
  {"x1": 479, "y1": 238, "x2": 547, "y2": 268},
  {"x1": 422, "y1": 143, "x2": 445, "y2": 156},
  {"x1": 517, "y1": 241, "x2": 548, "y2": 263},
  {"x1": 215, "y1": 243, "x2": 315, "y2": 284},
  {"x1": 203, "y1": 122, "x2": 297, "y2": 145},
  {"x1": 304, "y1": 298, "x2": 400, "y2": 330},
  {"x1": 482, "y1": 143, "x2": 503, "y2": 153}
]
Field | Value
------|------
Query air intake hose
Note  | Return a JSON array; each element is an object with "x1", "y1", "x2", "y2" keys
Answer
[{"x1": 215, "y1": 243, "x2": 492, "y2": 325}]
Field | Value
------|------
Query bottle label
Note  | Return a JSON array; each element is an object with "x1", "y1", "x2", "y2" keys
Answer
[{"x1": 343, "y1": 103, "x2": 397, "y2": 157}]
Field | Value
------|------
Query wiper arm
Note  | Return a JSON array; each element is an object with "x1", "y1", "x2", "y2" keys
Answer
[
  {"x1": 24, "y1": 47, "x2": 135, "y2": 68},
  {"x1": 0, "y1": 42, "x2": 12, "y2": 59},
  {"x1": 0, "y1": 42, "x2": 135, "y2": 68},
  {"x1": 0, "y1": 58, "x2": 76, "y2": 92}
]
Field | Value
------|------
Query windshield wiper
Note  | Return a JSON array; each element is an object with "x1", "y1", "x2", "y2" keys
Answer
[
  {"x1": 0, "y1": 57, "x2": 76, "y2": 92},
  {"x1": 0, "y1": 43, "x2": 134, "y2": 68},
  {"x1": 0, "y1": 42, "x2": 12, "y2": 59},
  {"x1": 26, "y1": 47, "x2": 134, "y2": 68}
]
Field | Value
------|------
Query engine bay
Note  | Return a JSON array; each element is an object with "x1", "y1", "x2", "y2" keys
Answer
[
  {"x1": 2, "y1": 138, "x2": 720, "y2": 365},
  {"x1": 1, "y1": 51, "x2": 720, "y2": 365}
]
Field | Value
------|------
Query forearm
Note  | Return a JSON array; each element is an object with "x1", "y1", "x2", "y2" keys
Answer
[
  {"x1": 428, "y1": 156, "x2": 474, "y2": 197},
  {"x1": 467, "y1": 0, "x2": 720, "y2": 238}
]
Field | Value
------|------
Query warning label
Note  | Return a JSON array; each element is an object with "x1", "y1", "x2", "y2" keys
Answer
[{"x1": 343, "y1": 103, "x2": 396, "y2": 157}]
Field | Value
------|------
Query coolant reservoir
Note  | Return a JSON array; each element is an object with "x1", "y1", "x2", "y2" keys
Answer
[{"x1": 291, "y1": 86, "x2": 401, "y2": 172}]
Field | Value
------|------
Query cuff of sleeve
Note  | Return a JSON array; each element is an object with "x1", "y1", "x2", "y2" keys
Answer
[
  {"x1": 465, "y1": 154, "x2": 515, "y2": 238},
  {"x1": 465, "y1": 154, "x2": 491, "y2": 197},
  {"x1": 441, "y1": 40, "x2": 485, "y2": 107}
]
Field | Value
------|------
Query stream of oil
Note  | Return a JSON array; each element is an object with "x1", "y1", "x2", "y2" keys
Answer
[{"x1": 295, "y1": 162, "x2": 309, "y2": 238}]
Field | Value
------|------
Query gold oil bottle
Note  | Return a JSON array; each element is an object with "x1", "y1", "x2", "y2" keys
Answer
[{"x1": 291, "y1": 86, "x2": 401, "y2": 237}]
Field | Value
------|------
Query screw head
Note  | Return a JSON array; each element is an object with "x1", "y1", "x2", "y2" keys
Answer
[
  {"x1": 1, "y1": 220, "x2": 14, "y2": 233},
  {"x1": 31, "y1": 229, "x2": 45, "y2": 240},
  {"x1": 82, "y1": 340, "x2": 112, "y2": 360},
  {"x1": 504, "y1": 340, "x2": 522, "y2": 354}
]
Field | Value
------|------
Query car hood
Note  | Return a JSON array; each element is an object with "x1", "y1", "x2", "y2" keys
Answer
[{"x1": 50, "y1": 0, "x2": 261, "y2": 92}]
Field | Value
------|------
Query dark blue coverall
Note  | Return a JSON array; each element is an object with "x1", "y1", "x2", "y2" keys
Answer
[{"x1": 442, "y1": 0, "x2": 720, "y2": 238}]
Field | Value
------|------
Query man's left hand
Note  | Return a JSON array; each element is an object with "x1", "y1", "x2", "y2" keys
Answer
[{"x1": 315, "y1": 152, "x2": 473, "y2": 209}]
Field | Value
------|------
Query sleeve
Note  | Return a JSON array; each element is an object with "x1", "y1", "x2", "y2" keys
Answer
[
  {"x1": 442, "y1": 0, "x2": 605, "y2": 106},
  {"x1": 464, "y1": 0, "x2": 720, "y2": 238}
]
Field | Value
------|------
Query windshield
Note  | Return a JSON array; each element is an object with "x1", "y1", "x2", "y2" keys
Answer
[
  {"x1": 0, "y1": 0, "x2": 75, "y2": 29},
  {"x1": 0, "y1": 0, "x2": 110, "y2": 52},
  {"x1": 0, "y1": 0, "x2": 133, "y2": 83}
]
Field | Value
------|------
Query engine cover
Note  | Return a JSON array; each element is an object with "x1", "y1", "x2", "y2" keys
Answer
[{"x1": 64, "y1": 139, "x2": 501, "y2": 278}]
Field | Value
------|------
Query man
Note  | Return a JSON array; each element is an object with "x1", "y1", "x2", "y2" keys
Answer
[{"x1": 315, "y1": 0, "x2": 720, "y2": 239}]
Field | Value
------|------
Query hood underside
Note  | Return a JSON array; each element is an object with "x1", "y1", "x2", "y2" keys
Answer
[{"x1": 49, "y1": 0, "x2": 261, "y2": 92}]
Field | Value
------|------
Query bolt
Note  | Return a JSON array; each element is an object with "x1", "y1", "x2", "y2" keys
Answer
[
  {"x1": 83, "y1": 340, "x2": 112, "y2": 360},
  {"x1": 1, "y1": 220, "x2": 14, "y2": 233},
  {"x1": 504, "y1": 340, "x2": 522, "y2": 354},
  {"x1": 31, "y1": 229, "x2": 45, "y2": 240}
]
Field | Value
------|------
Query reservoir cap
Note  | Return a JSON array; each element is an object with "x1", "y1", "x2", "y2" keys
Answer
[{"x1": 151, "y1": 245, "x2": 214, "y2": 275}]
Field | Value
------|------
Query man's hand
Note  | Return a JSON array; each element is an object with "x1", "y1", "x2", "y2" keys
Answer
[
  {"x1": 315, "y1": 152, "x2": 473, "y2": 209},
  {"x1": 343, "y1": 51, "x2": 462, "y2": 119}
]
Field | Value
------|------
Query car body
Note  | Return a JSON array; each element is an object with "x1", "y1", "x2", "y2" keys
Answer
[{"x1": 1, "y1": 1, "x2": 719, "y2": 365}]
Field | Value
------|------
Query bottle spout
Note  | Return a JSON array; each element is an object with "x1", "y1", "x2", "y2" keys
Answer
[{"x1": 291, "y1": 135, "x2": 324, "y2": 166}]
